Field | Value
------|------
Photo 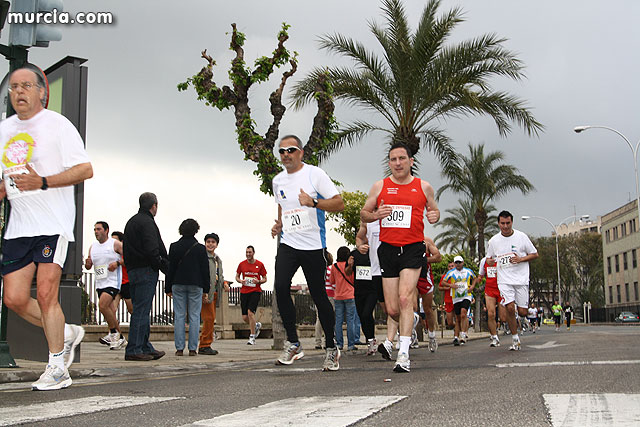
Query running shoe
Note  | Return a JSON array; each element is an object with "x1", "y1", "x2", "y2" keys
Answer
[
  {"x1": 509, "y1": 340, "x2": 521, "y2": 351},
  {"x1": 255, "y1": 322, "x2": 262, "y2": 339},
  {"x1": 32, "y1": 365, "x2": 72, "y2": 391},
  {"x1": 410, "y1": 329, "x2": 419, "y2": 349},
  {"x1": 490, "y1": 336, "x2": 500, "y2": 347},
  {"x1": 366, "y1": 338, "x2": 377, "y2": 356},
  {"x1": 378, "y1": 340, "x2": 393, "y2": 360},
  {"x1": 322, "y1": 347, "x2": 340, "y2": 371},
  {"x1": 393, "y1": 352, "x2": 410, "y2": 373},
  {"x1": 460, "y1": 333, "x2": 467, "y2": 345},
  {"x1": 64, "y1": 324, "x2": 85, "y2": 368},
  {"x1": 99, "y1": 332, "x2": 113, "y2": 346},
  {"x1": 453, "y1": 337, "x2": 460, "y2": 346},
  {"x1": 276, "y1": 341, "x2": 304, "y2": 365},
  {"x1": 109, "y1": 335, "x2": 127, "y2": 350},
  {"x1": 247, "y1": 337, "x2": 256, "y2": 345},
  {"x1": 428, "y1": 336, "x2": 438, "y2": 353}
]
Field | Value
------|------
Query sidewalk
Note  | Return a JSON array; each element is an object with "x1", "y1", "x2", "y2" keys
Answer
[{"x1": 0, "y1": 328, "x2": 490, "y2": 384}]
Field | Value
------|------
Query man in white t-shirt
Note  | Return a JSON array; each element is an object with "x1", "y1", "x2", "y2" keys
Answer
[
  {"x1": 271, "y1": 135, "x2": 344, "y2": 371},
  {"x1": 0, "y1": 67, "x2": 92, "y2": 391},
  {"x1": 486, "y1": 210, "x2": 538, "y2": 351}
]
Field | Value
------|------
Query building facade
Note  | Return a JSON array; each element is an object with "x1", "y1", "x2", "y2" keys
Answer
[{"x1": 601, "y1": 200, "x2": 640, "y2": 308}]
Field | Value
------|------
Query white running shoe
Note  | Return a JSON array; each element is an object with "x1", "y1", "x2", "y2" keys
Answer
[
  {"x1": 378, "y1": 340, "x2": 393, "y2": 360},
  {"x1": 393, "y1": 352, "x2": 410, "y2": 373},
  {"x1": 323, "y1": 347, "x2": 341, "y2": 371},
  {"x1": 460, "y1": 333, "x2": 467, "y2": 345},
  {"x1": 247, "y1": 337, "x2": 256, "y2": 345},
  {"x1": 276, "y1": 341, "x2": 304, "y2": 365},
  {"x1": 410, "y1": 329, "x2": 419, "y2": 349},
  {"x1": 366, "y1": 338, "x2": 377, "y2": 356},
  {"x1": 509, "y1": 340, "x2": 521, "y2": 351},
  {"x1": 64, "y1": 324, "x2": 85, "y2": 368},
  {"x1": 490, "y1": 336, "x2": 500, "y2": 347},
  {"x1": 32, "y1": 365, "x2": 72, "y2": 391},
  {"x1": 109, "y1": 335, "x2": 127, "y2": 350},
  {"x1": 254, "y1": 322, "x2": 262, "y2": 339},
  {"x1": 428, "y1": 336, "x2": 438, "y2": 352},
  {"x1": 99, "y1": 332, "x2": 111, "y2": 346}
]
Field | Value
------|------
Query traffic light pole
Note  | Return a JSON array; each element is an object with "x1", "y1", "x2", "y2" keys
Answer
[{"x1": 0, "y1": 43, "x2": 27, "y2": 368}]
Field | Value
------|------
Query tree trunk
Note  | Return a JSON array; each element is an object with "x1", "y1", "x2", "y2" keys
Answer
[{"x1": 475, "y1": 208, "x2": 488, "y2": 259}]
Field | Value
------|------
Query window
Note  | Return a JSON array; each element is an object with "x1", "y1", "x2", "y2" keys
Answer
[
  {"x1": 615, "y1": 254, "x2": 620, "y2": 272},
  {"x1": 632, "y1": 219, "x2": 637, "y2": 233},
  {"x1": 624, "y1": 252, "x2": 628, "y2": 270},
  {"x1": 609, "y1": 286, "x2": 613, "y2": 303},
  {"x1": 622, "y1": 223, "x2": 627, "y2": 237},
  {"x1": 635, "y1": 282, "x2": 638, "y2": 301},
  {"x1": 625, "y1": 283, "x2": 630, "y2": 301},
  {"x1": 633, "y1": 249, "x2": 637, "y2": 269},
  {"x1": 617, "y1": 285, "x2": 621, "y2": 303},
  {"x1": 607, "y1": 257, "x2": 612, "y2": 274},
  {"x1": 614, "y1": 227, "x2": 619, "y2": 239},
  {"x1": 606, "y1": 229, "x2": 611, "y2": 242}
]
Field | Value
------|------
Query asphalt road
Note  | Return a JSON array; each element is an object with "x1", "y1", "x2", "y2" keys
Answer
[{"x1": 1, "y1": 325, "x2": 638, "y2": 426}]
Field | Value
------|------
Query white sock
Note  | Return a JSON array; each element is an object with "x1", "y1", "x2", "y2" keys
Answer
[
  {"x1": 454, "y1": 335, "x2": 459, "y2": 340},
  {"x1": 513, "y1": 334, "x2": 520, "y2": 342},
  {"x1": 64, "y1": 323, "x2": 72, "y2": 339},
  {"x1": 428, "y1": 331, "x2": 436, "y2": 339},
  {"x1": 49, "y1": 350, "x2": 65, "y2": 370},
  {"x1": 368, "y1": 338, "x2": 374, "y2": 343},
  {"x1": 399, "y1": 335, "x2": 411, "y2": 354},
  {"x1": 250, "y1": 334, "x2": 255, "y2": 339},
  {"x1": 491, "y1": 335, "x2": 498, "y2": 340}
]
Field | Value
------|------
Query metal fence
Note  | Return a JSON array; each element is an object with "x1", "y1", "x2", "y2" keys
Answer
[{"x1": 591, "y1": 304, "x2": 640, "y2": 323}]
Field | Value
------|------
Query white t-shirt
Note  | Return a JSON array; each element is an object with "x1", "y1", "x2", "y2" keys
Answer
[
  {"x1": 366, "y1": 221, "x2": 381, "y2": 276},
  {"x1": 0, "y1": 109, "x2": 90, "y2": 241},
  {"x1": 528, "y1": 307, "x2": 537, "y2": 318},
  {"x1": 272, "y1": 163, "x2": 339, "y2": 250},
  {"x1": 90, "y1": 238, "x2": 122, "y2": 290},
  {"x1": 486, "y1": 229, "x2": 537, "y2": 286}
]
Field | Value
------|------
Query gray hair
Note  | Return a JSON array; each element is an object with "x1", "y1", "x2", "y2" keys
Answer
[{"x1": 279, "y1": 134, "x2": 303, "y2": 150}]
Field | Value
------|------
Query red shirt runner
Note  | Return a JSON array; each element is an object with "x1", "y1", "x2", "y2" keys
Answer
[
  {"x1": 236, "y1": 259, "x2": 267, "y2": 294},
  {"x1": 377, "y1": 176, "x2": 426, "y2": 246}
]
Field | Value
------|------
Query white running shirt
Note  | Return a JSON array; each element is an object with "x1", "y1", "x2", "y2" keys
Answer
[
  {"x1": 486, "y1": 229, "x2": 537, "y2": 286},
  {"x1": 366, "y1": 221, "x2": 381, "y2": 276},
  {"x1": 0, "y1": 109, "x2": 89, "y2": 241},
  {"x1": 89, "y1": 238, "x2": 122, "y2": 290},
  {"x1": 272, "y1": 163, "x2": 339, "y2": 250}
]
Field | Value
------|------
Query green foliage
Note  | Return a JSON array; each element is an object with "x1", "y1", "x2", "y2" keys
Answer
[{"x1": 326, "y1": 190, "x2": 367, "y2": 245}]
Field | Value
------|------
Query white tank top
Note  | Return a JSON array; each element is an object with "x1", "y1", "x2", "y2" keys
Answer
[
  {"x1": 90, "y1": 237, "x2": 122, "y2": 290},
  {"x1": 366, "y1": 221, "x2": 381, "y2": 276}
]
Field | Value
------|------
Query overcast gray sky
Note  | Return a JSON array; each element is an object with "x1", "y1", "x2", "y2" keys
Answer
[{"x1": 3, "y1": 0, "x2": 638, "y2": 288}]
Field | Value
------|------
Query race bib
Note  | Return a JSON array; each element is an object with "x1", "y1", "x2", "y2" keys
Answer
[
  {"x1": 355, "y1": 266, "x2": 372, "y2": 281},
  {"x1": 486, "y1": 266, "x2": 497, "y2": 278},
  {"x1": 454, "y1": 281, "x2": 468, "y2": 297},
  {"x1": 381, "y1": 205, "x2": 411, "y2": 228},
  {"x1": 497, "y1": 253, "x2": 516, "y2": 268},
  {"x1": 282, "y1": 208, "x2": 312, "y2": 233},
  {"x1": 245, "y1": 277, "x2": 256, "y2": 287},
  {"x1": 95, "y1": 264, "x2": 108, "y2": 280},
  {"x1": 3, "y1": 163, "x2": 42, "y2": 200}
]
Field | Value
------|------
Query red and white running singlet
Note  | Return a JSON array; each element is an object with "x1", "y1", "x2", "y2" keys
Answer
[{"x1": 377, "y1": 177, "x2": 426, "y2": 246}]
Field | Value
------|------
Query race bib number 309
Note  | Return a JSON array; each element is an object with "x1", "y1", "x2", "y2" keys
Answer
[{"x1": 381, "y1": 205, "x2": 412, "y2": 228}]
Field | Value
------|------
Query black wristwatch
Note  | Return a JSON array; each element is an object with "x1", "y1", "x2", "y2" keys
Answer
[
  {"x1": 40, "y1": 176, "x2": 49, "y2": 190},
  {"x1": 312, "y1": 198, "x2": 318, "y2": 207}
]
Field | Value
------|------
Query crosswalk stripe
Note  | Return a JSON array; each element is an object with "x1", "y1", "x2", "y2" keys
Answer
[
  {"x1": 182, "y1": 396, "x2": 406, "y2": 427},
  {"x1": 0, "y1": 395, "x2": 182, "y2": 426},
  {"x1": 496, "y1": 360, "x2": 640, "y2": 368},
  {"x1": 544, "y1": 393, "x2": 640, "y2": 426}
]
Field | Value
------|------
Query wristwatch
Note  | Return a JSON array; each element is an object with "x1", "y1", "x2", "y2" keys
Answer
[
  {"x1": 40, "y1": 177, "x2": 48, "y2": 190},
  {"x1": 312, "y1": 198, "x2": 318, "y2": 207}
]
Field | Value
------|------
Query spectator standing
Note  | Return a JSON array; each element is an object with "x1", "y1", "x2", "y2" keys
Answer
[
  {"x1": 331, "y1": 246, "x2": 356, "y2": 353},
  {"x1": 198, "y1": 232, "x2": 227, "y2": 355}
]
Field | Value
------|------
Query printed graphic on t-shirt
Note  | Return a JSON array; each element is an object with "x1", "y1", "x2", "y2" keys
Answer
[{"x1": 2, "y1": 133, "x2": 41, "y2": 200}]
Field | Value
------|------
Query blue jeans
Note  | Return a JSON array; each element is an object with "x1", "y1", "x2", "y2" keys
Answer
[
  {"x1": 334, "y1": 298, "x2": 356, "y2": 349},
  {"x1": 125, "y1": 267, "x2": 158, "y2": 356},
  {"x1": 172, "y1": 284, "x2": 203, "y2": 351},
  {"x1": 354, "y1": 311, "x2": 362, "y2": 343}
]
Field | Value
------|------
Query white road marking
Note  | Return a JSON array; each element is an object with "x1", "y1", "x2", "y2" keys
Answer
[
  {"x1": 544, "y1": 393, "x2": 640, "y2": 426},
  {"x1": 528, "y1": 340, "x2": 569, "y2": 349},
  {"x1": 497, "y1": 359, "x2": 640, "y2": 368},
  {"x1": 183, "y1": 395, "x2": 406, "y2": 426},
  {"x1": 0, "y1": 395, "x2": 182, "y2": 426}
]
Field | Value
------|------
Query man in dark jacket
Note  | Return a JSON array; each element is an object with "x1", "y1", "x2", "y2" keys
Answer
[{"x1": 123, "y1": 192, "x2": 168, "y2": 361}]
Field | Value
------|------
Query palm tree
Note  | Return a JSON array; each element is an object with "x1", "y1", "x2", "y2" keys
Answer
[
  {"x1": 437, "y1": 143, "x2": 534, "y2": 258},
  {"x1": 434, "y1": 198, "x2": 498, "y2": 260},
  {"x1": 292, "y1": 0, "x2": 543, "y2": 172}
]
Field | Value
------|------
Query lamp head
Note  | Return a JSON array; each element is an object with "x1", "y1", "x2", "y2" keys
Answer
[
  {"x1": 521, "y1": 216, "x2": 530, "y2": 220},
  {"x1": 574, "y1": 126, "x2": 590, "y2": 133}
]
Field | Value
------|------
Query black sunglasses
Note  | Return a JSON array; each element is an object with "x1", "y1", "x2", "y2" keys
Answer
[{"x1": 278, "y1": 147, "x2": 301, "y2": 154}]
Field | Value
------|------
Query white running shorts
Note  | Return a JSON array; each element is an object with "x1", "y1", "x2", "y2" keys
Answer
[{"x1": 498, "y1": 284, "x2": 529, "y2": 308}]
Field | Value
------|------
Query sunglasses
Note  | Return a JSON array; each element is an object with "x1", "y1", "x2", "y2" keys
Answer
[{"x1": 278, "y1": 146, "x2": 301, "y2": 155}]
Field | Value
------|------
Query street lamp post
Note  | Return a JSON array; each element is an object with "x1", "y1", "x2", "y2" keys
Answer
[
  {"x1": 574, "y1": 125, "x2": 640, "y2": 227},
  {"x1": 522, "y1": 214, "x2": 589, "y2": 305}
]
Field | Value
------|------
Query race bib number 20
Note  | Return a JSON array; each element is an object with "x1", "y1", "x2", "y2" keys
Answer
[
  {"x1": 282, "y1": 208, "x2": 312, "y2": 234},
  {"x1": 381, "y1": 205, "x2": 412, "y2": 228}
]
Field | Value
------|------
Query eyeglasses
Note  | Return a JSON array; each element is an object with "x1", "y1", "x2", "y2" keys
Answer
[
  {"x1": 8, "y1": 82, "x2": 39, "y2": 93},
  {"x1": 278, "y1": 146, "x2": 301, "y2": 155}
]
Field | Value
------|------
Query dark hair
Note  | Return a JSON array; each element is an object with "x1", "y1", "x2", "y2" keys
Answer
[
  {"x1": 204, "y1": 232, "x2": 219, "y2": 244},
  {"x1": 336, "y1": 246, "x2": 351, "y2": 263},
  {"x1": 247, "y1": 245, "x2": 255, "y2": 252},
  {"x1": 95, "y1": 221, "x2": 109, "y2": 231},
  {"x1": 139, "y1": 192, "x2": 158, "y2": 211},
  {"x1": 324, "y1": 249, "x2": 333, "y2": 265},
  {"x1": 280, "y1": 134, "x2": 303, "y2": 149},
  {"x1": 179, "y1": 218, "x2": 199, "y2": 237},
  {"x1": 111, "y1": 231, "x2": 124, "y2": 242},
  {"x1": 388, "y1": 142, "x2": 412, "y2": 158},
  {"x1": 498, "y1": 210, "x2": 513, "y2": 221}
]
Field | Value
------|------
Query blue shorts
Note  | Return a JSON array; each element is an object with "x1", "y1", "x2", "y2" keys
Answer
[{"x1": 1, "y1": 235, "x2": 68, "y2": 276}]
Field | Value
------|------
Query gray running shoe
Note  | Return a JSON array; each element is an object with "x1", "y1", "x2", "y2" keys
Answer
[
  {"x1": 64, "y1": 324, "x2": 85, "y2": 368},
  {"x1": 323, "y1": 347, "x2": 341, "y2": 371},
  {"x1": 378, "y1": 341, "x2": 393, "y2": 360},
  {"x1": 490, "y1": 336, "x2": 501, "y2": 347},
  {"x1": 428, "y1": 336, "x2": 438, "y2": 353},
  {"x1": 109, "y1": 335, "x2": 127, "y2": 350},
  {"x1": 247, "y1": 337, "x2": 256, "y2": 345},
  {"x1": 509, "y1": 340, "x2": 521, "y2": 351},
  {"x1": 276, "y1": 341, "x2": 304, "y2": 365},
  {"x1": 32, "y1": 365, "x2": 72, "y2": 391},
  {"x1": 393, "y1": 352, "x2": 410, "y2": 373},
  {"x1": 410, "y1": 329, "x2": 419, "y2": 349},
  {"x1": 255, "y1": 322, "x2": 262, "y2": 339}
]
